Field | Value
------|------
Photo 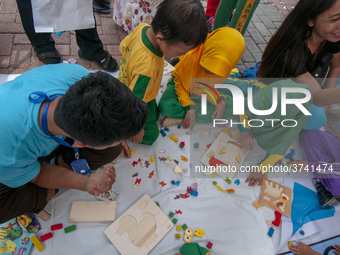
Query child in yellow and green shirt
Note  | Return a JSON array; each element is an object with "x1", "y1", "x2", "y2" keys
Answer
[{"x1": 118, "y1": 0, "x2": 208, "y2": 145}]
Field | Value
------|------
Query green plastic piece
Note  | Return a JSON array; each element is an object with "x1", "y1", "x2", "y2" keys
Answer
[
  {"x1": 168, "y1": 212, "x2": 174, "y2": 218},
  {"x1": 182, "y1": 224, "x2": 188, "y2": 230},
  {"x1": 64, "y1": 225, "x2": 76, "y2": 233},
  {"x1": 225, "y1": 178, "x2": 231, "y2": 184},
  {"x1": 155, "y1": 202, "x2": 160, "y2": 207},
  {"x1": 194, "y1": 143, "x2": 199, "y2": 148},
  {"x1": 212, "y1": 181, "x2": 217, "y2": 186},
  {"x1": 172, "y1": 218, "x2": 178, "y2": 224},
  {"x1": 167, "y1": 155, "x2": 173, "y2": 161}
]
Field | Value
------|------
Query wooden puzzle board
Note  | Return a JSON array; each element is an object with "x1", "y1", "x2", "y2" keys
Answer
[
  {"x1": 200, "y1": 131, "x2": 249, "y2": 180},
  {"x1": 260, "y1": 179, "x2": 292, "y2": 216},
  {"x1": 104, "y1": 194, "x2": 174, "y2": 255},
  {"x1": 69, "y1": 201, "x2": 116, "y2": 222}
]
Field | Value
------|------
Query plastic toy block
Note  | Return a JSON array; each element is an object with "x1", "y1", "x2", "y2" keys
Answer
[
  {"x1": 175, "y1": 234, "x2": 180, "y2": 239},
  {"x1": 182, "y1": 224, "x2": 188, "y2": 230},
  {"x1": 225, "y1": 178, "x2": 232, "y2": 184},
  {"x1": 272, "y1": 211, "x2": 282, "y2": 227},
  {"x1": 171, "y1": 180, "x2": 176, "y2": 185},
  {"x1": 194, "y1": 143, "x2": 199, "y2": 149},
  {"x1": 179, "y1": 142, "x2": 185, "y2": 148},
  {"x1": 175, "y1": 210, "x2": 182, "y2": 214},
  {"x1": 167, "y1": 155, "x2": 173, "y2": 161},
  {"x1": 51, "y1": 223, "x2": 62, "y2": 231},
  {"x1": 212, "y1": 181, "x2": 217, "y2": 186},
  {"x1": 206, "y1": 143, "x2": 212, "y2": 148},
  {"x1": 129, "y1": 149, "x2": 136, "y2": 155},
  {"x1": 155, "y1": 202, "x2": 160, "y2": 207},
  {"x1": 190, "y1": 190, "x2": 198, "y2": 196},
  {"x1": 284, "y1": 148, "x2": 296, "y2": 161},
  {"x1": 64, "y1": 225, "x2": 76, "y2": 234},
  {"x1": 253, "y1": 201, "x2": 262, "y2": 209},
  {"x1": 194, "y1": 229, "x2": 205, "y2": 238},
  {"x1": 40, "y1": 232, "x2": 52, "y2": 241},
  {"x1": 170, "y1": 135, "x2": 179, "y2": 143},
  {"x1": 30, "y1": 235, "x2": 44, "y2": 251},
  {"x1": 160, "y1": 129, "x2": 166, "y2": 137},
  {"x1": 299, "y1": 230, "x2": 305, "y2": 235},
  {"x1": 164, "y1": 127, "x2": 169, "y2": 131},
  {"x1": 267, "y1": 227, "x2": 274, "y2": 237},
  {"x1": 206, "y1": 241, "x2": 213, "y2": 249},
  {"x1": 234, "y1": 179, "x2": 240, "y2": 185},
  {"x1": 168, "y1": 212, "x2": 174, "y2": 218},
  {"x1": 159, "y1": 181, "x2": 167, "y2": 187},
  {"x1": 210, "y1": 172, "x2": 216, "y2": 177},
  {"x1": 176, "y1": 225, "x2": 182, "y2": 231},
  {"x1": 172, "y1": 218, "x2": 178, "y2": 224},
  {"x1": 180, "y1": 156, "x2": 188, "y2": 162},
  {"x1": 288, "y1": 242, "x2": 293, "y2": 247},
  {"x1": 174, "y1": 165, "x2": 182, "y2": 174},
  {"x1": 177, "y1": 125, "x2": 181, "y2": 129},
  {"x1": 226, "y1": 189, "x2": 235, "y2": 193},
  {"x1": 158, "y1": 150, "x2": 166, "y2": 153}
]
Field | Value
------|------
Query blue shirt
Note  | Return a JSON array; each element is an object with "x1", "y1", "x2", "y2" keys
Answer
[{"x1": 0, "y1": 63, "x2": 89, "y2": 188}]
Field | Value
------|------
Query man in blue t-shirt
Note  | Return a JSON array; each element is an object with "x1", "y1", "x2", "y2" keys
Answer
[{"x1": 0, "y1": 63, "x2": 148, "y2": 223}]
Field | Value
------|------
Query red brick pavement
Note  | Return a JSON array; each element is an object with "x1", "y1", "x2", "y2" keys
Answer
[{"x1": 0, "y1": 0, "x2": 298, "y2": 74}]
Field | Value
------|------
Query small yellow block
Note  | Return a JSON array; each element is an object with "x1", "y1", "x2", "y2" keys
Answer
[
  {"x1": 30, "y1": 235, "x2": 44, "y2": 252},
  {"x1": 194, "y1": 228, "x2": 205, "y2": 238},
  {"x1": 176, "y1": 225, "x2": 182, "y2": 231},
  {"x1": 253, "y1": 200, "x2": 263, "y2": 209},
  {"x1": 288, "y1": 242, "x2": 293, "y2": 247},
  {"x1": 210, "y1": 172, "x2": 216, "y2": 177},
  {"x1": 175, "y1": 234, "x2": 180, "y2": 239}
]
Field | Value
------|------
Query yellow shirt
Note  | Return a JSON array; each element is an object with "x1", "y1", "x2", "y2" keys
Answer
[{"x1": 118, "y1": 23, "x2": 164, "y2": 103}]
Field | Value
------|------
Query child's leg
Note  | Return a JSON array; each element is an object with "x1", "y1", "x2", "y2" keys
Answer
[
  {"x1": 229, "y1": 0, "x2": 261, "y2": 35},
  {"x1": 213, "y1": 0, "x2": 237, "y2": 31},
  {"x1": 159, "y1": 77, "x2": 186, "y2": 119},
  {"x1": 142, "y1": 99, "x2": 160, "y2": 145}
]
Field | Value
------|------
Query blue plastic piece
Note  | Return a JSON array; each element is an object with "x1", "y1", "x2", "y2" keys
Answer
[
  {"x1": 164, "y1": 127, "x2": 169, "y2": 132},
  {"x1": 190, "y1": 190, "x2": 198, "y2": 196},
  {"x1": 160, "y1": 129, "x2": 166, "y2": 137},
  {"x1": 234, "y1": 179, "x2": 240, "y2": 185},
  {"x1": 177, "y1": 125, "x2": 181, "y2": 129},
  {"x1": 267, "y1": 227, "x2": 274, "y2": 237},
  {"x1": 299, "y1": 230, "x2": 305, "y2": 235}
]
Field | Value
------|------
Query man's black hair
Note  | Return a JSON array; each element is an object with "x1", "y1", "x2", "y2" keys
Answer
[{"x1": 54, "y1": 71, "x2": 148, "y2": 147}]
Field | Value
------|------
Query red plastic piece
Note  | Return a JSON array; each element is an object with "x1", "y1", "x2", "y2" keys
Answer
[
  {"x1": 40, "y1": 232, "x2": 53, "y2": 241},
  {"x1": 206, "y1": 241, "x2": 213, "y2": 249},
  {"x1": 272, "y1": 211, "x2": 282, "y2": 227},
  {"x1": 51, "y1": 223, "x2": 62, "y2": 231}
]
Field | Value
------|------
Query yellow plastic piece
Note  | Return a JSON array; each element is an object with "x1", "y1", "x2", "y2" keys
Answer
[
  {"x1": 236, "y1": 154, "x2": 241, "y2": 163},
  {"x1": 219, "y1": 147, "x2": 226, "y2": 154},
  {"x1": 210, "y1": 172, "x2": 216, "y2": 177},
  {"x1": 173, "y1": 165, "x2": 182, "y2": 174},
  {"x1": 176, "y1": 225, "x2": 182, "y2": 231},
  {"x1": 170, "y1": 135, "x2": 179, "y2": 143},
  {"x1": 30, "y1": 235, "x2": 44, "y2": 252},
  {"x1": 129, "y1": 149, "x2": 136, "y2": 155},
  {"x1": 216, "y1": 185, "x2": 226, "y2": 192},
  {"x1": 288, "y1": 242, "x2": 293, "y2": 247},
  {"x1": 253, "y1": 200, "x2": 263, "y2": 209},
  {"x1": 194, "y1": 228, "x2": 205, "y2": 238},
  {"x1": 150, "y1": 156, "x2": 155, "y2": 163},
  {"x1": 175, "y1": 234, "x2": 180, "y2": 239}
]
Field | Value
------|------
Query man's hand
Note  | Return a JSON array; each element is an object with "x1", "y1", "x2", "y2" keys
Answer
[
  {"x1": 211, "y1": 101, "x2": 226, "y2": 120},
  {"x1": 182, "y1": 109, "x2": 195, "y2": 129},
  {"x1": 131, "y1": 129, "x2": 145, "y2": 144},
  {"x1": 85, "y1": 165, "x2": 116, "y2": 196},
  {"x1": 120, "y1": 140, "x2": 130, "y2": 158},
  {"x1": 245, "y1": 170, "x2": 263, "y2": 186},
  {"x1": 241, "y1": 132, "x2": 254, "y2": 150}
]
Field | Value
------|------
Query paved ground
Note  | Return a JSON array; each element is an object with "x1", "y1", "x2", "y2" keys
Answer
[{"x1": 0, "y1": 0, "x2": 298, "y2": 74}]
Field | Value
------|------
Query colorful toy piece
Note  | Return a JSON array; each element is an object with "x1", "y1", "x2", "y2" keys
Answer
[
  {"x1": 172, "y1": 218, "x2": 178, "y2": 224},
  {"x1": 179, "y1": 142, "x2": 185, "y2": 148},
  {"x1": 167, "y1": 155, "x2": 173, "y2": 161},
  {"x1": 169, "y1": 212, "x2": 174, "y2": 218},
  {"x1": 150, "y1": 156, "x2": 155, "y2": 163},
  {"x1": 284, "y1": 149, "x2": 296, "y2": 161},
  {"x1": 226, "y1": 189, "x2": 235, "y2": 193},
  {"x1": 194, "y1": 143, "x2": 199, "y2": 148},
  {"x1": 148, "y1": 171, "x2": 154, "y2": 178},
  {"x1": 170, "y1": 135, "x2": 179, "y2": 143},
  {"x1": 272, "y1": 211, "x2": 282, "y2": 227},
  {"x1": 64, "y1": 225, "x2": 76, "y2": 234},
  {"x1": 175, "y1": 234, "x2": 181, "y2": 239},
  {"x1": 40, "y1": 232, "x2": 52, "y2": 242},
  {"x1": 159, "y1": 181, "x2": 167, "y2": 187},
  {"x1": 132, "y1": 161, "x2": 138, "y2": 167},
  {"x1": 288, "y1": 242, "x2": 293, "y2": 247},
  {"x1": 183, "y1": 228, "x2": 194, "y2": 243},
  {"x1": 194, "y1": 229, "x2": 205, "y2": 238},
  {"x1": 181, "y1": 156, "x2": 188, "y2": 162},
  {"x1": 174, "y1": 165, "x2": 182, "y2": 174},
  {"x1": 160, "y1": 129, "x2": 166, "y2": 137},
  {"x1": 30, "y1": 235, "x2": 44, "y2": 251},
  {"x1": 190, "y1": 190, "x2": 198, "y2": 196},
  {"x1": 51, "y1": 223, "x2": 62, "y2": 231},
  {"x1": 225, "y1": 178, "x2": 232, "y2": 184},
  {"x1": 130, "y1": 149, "x2": 136, "y2": 155},
  {"x1": 182, "y1": 224, "x2": 188, "y2": 230},
  {"x1": 175, "y1": 210, "x2": 182, "y2": 215},
  {"x1": 253, "y1": 201, "x2": 263, "y2": 209},
  {"x1": 206, "y1": 241, "x2": 213, "y2": 249},
  {"x1": 267, "y1": 227, "x2": 274, "y2": 237},
  {"x1": 176, "y1": 225, "x2": 182, "y2": 231},
  {"x1": 234, "y1": 179, "x2": 240, "y2": 185}
]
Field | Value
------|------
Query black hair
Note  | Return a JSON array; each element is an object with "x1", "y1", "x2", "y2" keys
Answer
[
  {"x1": 257, "y1": 0, "x2": 337, "y2": 78},
  {"x1": 54, "y1": 71, "x2": 148, "y2": 147},
  {"x1": 151, "y1": 0, "x2": 207, "y2": 47}
]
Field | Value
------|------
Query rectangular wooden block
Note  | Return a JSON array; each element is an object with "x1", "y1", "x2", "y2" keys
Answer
[
  {"x1": 104, "y1": 194, "x2": 173, "y2": 255},
  {"x1": 69, "y1": 201, "x2": 116, "y2": 222}
]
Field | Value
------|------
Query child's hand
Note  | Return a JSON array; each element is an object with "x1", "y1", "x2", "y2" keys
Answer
[
  {"x1": 241, "y1": 132, "x2": 254, "y2": 150},
  {"x1": 333, "y1": 244, "x2": 340, "y2": 255},
  {"x1": 131, "y1": 129, "x2": 145, "y2": 144},
  {"x1": 289, "y1": 241, "x2": 321, "y2": 255},
  {"x1": 211, "y1": 101, "x2": 226, "y2": 120},
  {"x1": 120, "y1": 140, "x2": 130, "y2": 158},
  {"x1": 85, "y1": 165, "x2": 116, "y2": 196},
  {"x1": 183, "y1": 109, "x2": 195, "y2": 129},
  {"x1": 245, "y1": 170, "x2": 263, "y2": 186}
]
